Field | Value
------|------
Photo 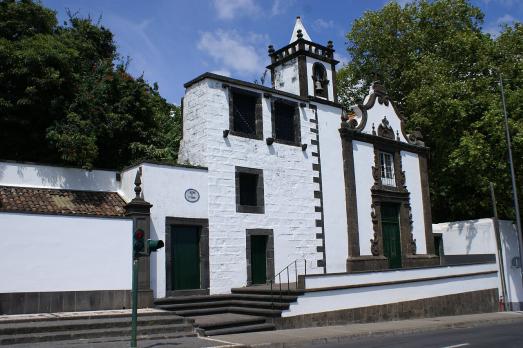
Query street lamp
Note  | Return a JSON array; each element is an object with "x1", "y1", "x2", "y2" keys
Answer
[{"x1": 499, "y1": 75, "x2": 523, "y2": 282}]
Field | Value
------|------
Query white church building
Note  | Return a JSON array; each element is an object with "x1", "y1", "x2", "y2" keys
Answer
[{"x1": 2, "y1": 18, "x2": 519, "y2": 328}]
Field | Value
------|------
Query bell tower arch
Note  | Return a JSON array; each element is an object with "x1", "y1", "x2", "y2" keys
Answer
[{"x1": 267, "y1": 16, "x2": 339, "y2": 102}]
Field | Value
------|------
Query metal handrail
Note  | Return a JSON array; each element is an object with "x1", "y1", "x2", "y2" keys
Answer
[{"x1": 268, "y1": 259, "x2": 307, "y2": 310}]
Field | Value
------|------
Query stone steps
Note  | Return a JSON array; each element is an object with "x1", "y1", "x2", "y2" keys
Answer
[
  {"x1": 157, "y1": 299, "x2": 290, "y2": 311},
  {"x1": 189, "y1": 313, "x2": 275, "y2": 336},
  {"x1": 0, "y1": 313, "x2": 194, "y2": 345},
  {"x1": 155, "y1": 286, "x2": 302, "y2": 336}
]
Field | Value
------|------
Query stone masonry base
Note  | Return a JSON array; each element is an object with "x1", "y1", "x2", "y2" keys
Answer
[
  {"x1": 0, "y1": 289, "x2": 153, "y2": 315},
  {"x1": 273, "y1": 288, "x2": 498, "y2": 329}
]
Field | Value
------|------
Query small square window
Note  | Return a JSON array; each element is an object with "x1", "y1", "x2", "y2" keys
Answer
[
  {"x1": 229, "y1": 88, "x2": 262, "y2": 139},
  {"x1": 380, "y1": 152, "x2": 396, "y2": 187},
  {"x1": 236, "y1": 167, "x2": 264, "y2": 214},
  {"x1": 272, "y1": 99, "x2": 300, "y2": 145}
]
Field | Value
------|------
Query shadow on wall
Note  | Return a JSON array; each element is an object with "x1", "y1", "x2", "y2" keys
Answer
[{"x1": 448, "y1": 220, "x2": 479, "y2": 254}]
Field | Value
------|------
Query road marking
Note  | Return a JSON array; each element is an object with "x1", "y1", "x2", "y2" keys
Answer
[
  {"x1": 199, "y1": 335, "x2": 244, "y2": 347},
  {"x1": 441, "y1": 344, "x2": 470, "y2": 348}
]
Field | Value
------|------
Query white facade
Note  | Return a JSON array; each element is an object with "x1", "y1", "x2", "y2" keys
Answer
[
  {"x1": 0, "y1": 17, "x2": 505, "y2": 319},
  {"x1": 317, "y1": 103, "x2": 348, "y2": 273},
  {"x1": 179, "y1": 78, "x2": 323, "y2": 294},
  {"x1": 0, "y1": 212, "x2": 132, "y2": 293}
]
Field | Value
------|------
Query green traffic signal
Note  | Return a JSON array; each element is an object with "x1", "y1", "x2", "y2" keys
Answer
[{"x1": 147, "y1": 239, "x2": 164, "y2": 255}]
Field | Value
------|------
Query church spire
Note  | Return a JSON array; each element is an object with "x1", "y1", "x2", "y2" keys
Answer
[{"x1": 289, "y1": 16, "x2": 311, "y2": 43}]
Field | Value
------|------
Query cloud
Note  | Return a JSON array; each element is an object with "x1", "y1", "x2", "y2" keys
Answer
[
  {"x1": 496, "y1": 14, "x2": 516, "y2": 24},
  {"x1": 197, "y1": 29, "x2": 268, "y2": 75},
  {"x1": 271, "y1": 0, "x2": 294, "y2": 16},
  {"x1": 484, "y1": 14, "x2": 518, "y2": 37},
  {"x1": 211, "y1": 69, "x2": 232, "y2": 77},
  {"x1": 212, "y1": 0, "x2": 260, "y2": 20},
  {"x1": 313, "y1": 18, "x2": 334, "y2": 31},
  {"x1": 334, "y1": 52, "x2": 349, "y2": 66},
  {"x1": 104, "y1": 15, "x2": 162, "y2": 79},
  {"x1": 393, "y1": 0, "x2": 416, "y2": 6}
]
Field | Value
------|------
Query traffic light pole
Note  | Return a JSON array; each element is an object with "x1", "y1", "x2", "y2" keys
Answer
[{"x1": 130, "y1": 257, "x2": 138, "y2": 348}]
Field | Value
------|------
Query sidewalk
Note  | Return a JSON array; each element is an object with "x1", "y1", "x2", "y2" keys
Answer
[
  {"x1": 209, "y1": 311, "x2": 523, "y2": 347},
  {"x1": 2, "y1": 311, "x2": 523, "y2": 347}
]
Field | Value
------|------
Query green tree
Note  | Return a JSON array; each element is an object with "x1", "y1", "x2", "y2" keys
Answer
[
  {"x1": 0, "y1": 0, "x2": 181, "y2": 169},
  {"x1": 338, "y1": 0, "x2": 522, "y2": 222}
]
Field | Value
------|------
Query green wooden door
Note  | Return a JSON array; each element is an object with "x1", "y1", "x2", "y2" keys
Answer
[
  {"x1": 172, "y1": 226, "x2": 200, "y2": 290},
  {"x1": 251, "y1": 235, "x2": 267, "y2": 284},
  {"x1": 381, "y1": 204, "x2": 402, "y2": 269}
]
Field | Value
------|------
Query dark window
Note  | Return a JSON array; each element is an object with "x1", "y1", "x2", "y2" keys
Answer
[
  {"x1": 239, "y1": 172, "x2": 258, "y2": 206},
  {"x1": 230, "y1": 89, "x2": 261, "y2": 138},
  {"x1": 271, "y1": 99, "x2": 301, "y2": 146},
  {"x1": 274, "y1": 100, "x2": 297, "y2": 143},
  {"x1": 236, "y1": 167, "x2": 264, "y2": 214}
]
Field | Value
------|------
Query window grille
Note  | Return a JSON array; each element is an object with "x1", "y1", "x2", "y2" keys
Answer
[{"x1": 380, "y1": 152, "x2": 396, "y2": 187}]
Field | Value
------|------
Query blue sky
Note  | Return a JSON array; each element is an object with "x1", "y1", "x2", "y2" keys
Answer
[{"x1": 42, "y1": 0, "x2": 522, "y2": 105}]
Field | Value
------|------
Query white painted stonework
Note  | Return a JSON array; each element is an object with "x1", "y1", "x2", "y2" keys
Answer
[
  {"x1": 433, "y1": 218, "x2": 523, "y2": 309},
  {"x1": 273, "y1": 58, "x2": 299, "y2": 95},
  {"x1": 0, "y1": 17, "x2": 505, "y2": 317},
  {"x1": 0, "y1": 213, "x2": 132, "y2": 293},
  {"x1": 180, "y1": 79, "x2": 323, "y2": 294},
  {"x1": 284, "y1": 269, "x2": 498, "y2": 317},
  {"x1": 316, "y1": 103, "x2": 348, "y2": 273},
  {"x1": 401, "y1": 151, "x2": 427, "y2": 253},
  {"x1": 354, "y1": 84, "x2": 408, "y2": 142},
  {"x1": 352, "y1": 140, "x2": 376, "y2": 255}
]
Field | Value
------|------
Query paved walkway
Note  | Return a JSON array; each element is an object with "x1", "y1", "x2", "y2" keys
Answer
[
  {"x1": 0, "y1": 308, "x2": 166, "y2": 323},
  {"x1": 2, "y1": 311, "x2": 523, "y2": 347},
  {"x1": 211, "y1": 311, "x2": 523, "y2": 347}
]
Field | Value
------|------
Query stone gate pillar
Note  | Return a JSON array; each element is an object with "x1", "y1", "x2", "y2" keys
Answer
[{"x1": 125, "y1": 167, "x2": 153, "y2": 308}]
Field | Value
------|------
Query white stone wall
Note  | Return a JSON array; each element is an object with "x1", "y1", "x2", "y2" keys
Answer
[
  {"x1": 273, "y1": 58, "x2": 299, "y2": 95},
  {"x1": 178, "y1": 80, "x2": 208, "y2": 167},
  {"x1": 498, "y1": 220, "x2": 523, "y2": 308},
  {"x1": 185, "y1": 78, "x2": 323, "y2": 294},
  {"x1": 352, "y1": 140, "x2": 375, "y2": 255},
  {"x1": 120, "y1": 163, "x2": 208, "y2": 298},
  {"x1": 0, "y1": 212, "x2": 132, "y2": 293},
  {"x1": 306, "y1": 57, "x2": 334, "y2": 102},
  {"x1": 316, "y1": 103, "x2": 347, "y2": 273},
  {"x1": 433, "y1": 218, "x2": 497, "y2": 255},
  {"x1": 401, "y1": 151, "x2": 427, "y2": 253},
  {"x1": 432, "y1": 218, "x2": 523, "y2": 307},
  {"x1": 284, "y1": 263, "x2": 498, "y2": 317},
  {"x1": 0, "y1": 161, "x2": 118, "y2": 192}
]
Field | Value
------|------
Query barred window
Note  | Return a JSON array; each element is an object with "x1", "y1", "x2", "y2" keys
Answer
[{"x1": 380, "y1": 152, "x2": 396, "y2": 187}]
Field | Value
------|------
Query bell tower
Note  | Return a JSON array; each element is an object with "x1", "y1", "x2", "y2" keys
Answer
[{"x1": 267, "y1": 16, "x2": 339, "y2": 102}]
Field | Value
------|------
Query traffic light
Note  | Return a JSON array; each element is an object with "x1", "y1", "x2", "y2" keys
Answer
[
  {"x1": 146, "y1": 239, "x2": 164, "y2": 255},
  {"x1": 133, "y1": 229, "x2": 145, "y2": 258}
]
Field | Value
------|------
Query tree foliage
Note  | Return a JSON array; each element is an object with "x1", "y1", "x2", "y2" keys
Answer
[
  {"x1": 338, "y1": 0, "x2": 522, "y2": 222},
  {"x1": 0, "y1": 0, "x2": 180, "y2": 169}
]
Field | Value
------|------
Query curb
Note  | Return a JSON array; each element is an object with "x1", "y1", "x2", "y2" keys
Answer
[{"x1": 233, "y1": 313, "x2": 523, "y2": 347}]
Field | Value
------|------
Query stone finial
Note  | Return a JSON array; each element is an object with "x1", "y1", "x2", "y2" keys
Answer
[
  {"x1": 297, "y1": 29, "x2": 303, "y2": 39},
  {"x1": 134, "y1": 167, "x2": 142, "y2": 199},
  {"x1": 372, "y1": 123, "x2": 376, "y2": 136},
  {"x1": 327, "y1": 40, "x2": 334, "y2": 49},
  {"x1": 268, "y1": 45, "x2": 275, "y2": 54}
]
